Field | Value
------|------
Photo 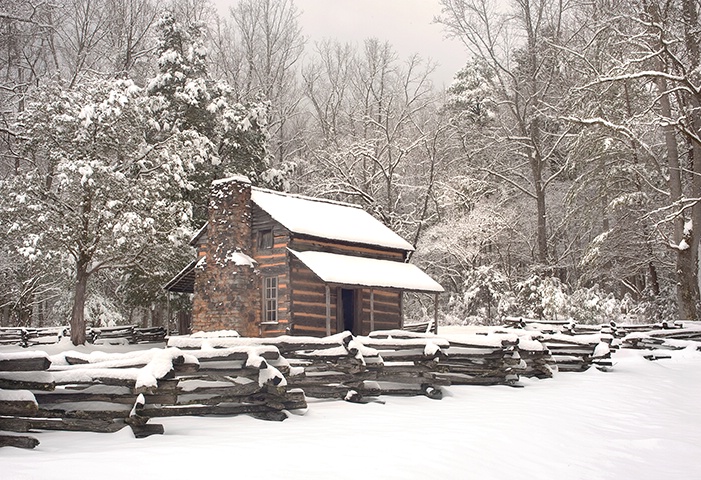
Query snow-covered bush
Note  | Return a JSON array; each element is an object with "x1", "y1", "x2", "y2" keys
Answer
[
  {"x1": 566, "y1": 285, "x2": 626, "y2": 324},
  {"x1": 462, "y1": 266, "x2": 514, "y2": 323}
]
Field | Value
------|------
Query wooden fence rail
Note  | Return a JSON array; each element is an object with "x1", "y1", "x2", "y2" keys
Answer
[{"x1": 503, "y1": 318, "x2": 616, "y2": 371}]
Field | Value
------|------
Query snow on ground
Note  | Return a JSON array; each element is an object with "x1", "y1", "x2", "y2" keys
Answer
[{"x1": 2, "y1": 332, "x2": 701, "y2": 479}]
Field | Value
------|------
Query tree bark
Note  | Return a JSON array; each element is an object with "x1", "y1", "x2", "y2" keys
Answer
[
  {"x1": 533, "y1": 163, "x2": 548, "y2": 265},
  {"x1": 70, "y1": 259, "x2": 89, "y2": 345},
  {"x1": 683, "y1": 0, "x2": 701, "y2": 321}
]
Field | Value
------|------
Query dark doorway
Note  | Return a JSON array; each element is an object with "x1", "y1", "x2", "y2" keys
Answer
[{"x1": 341, "y1": 288, "x2": 356, "y2": 334}]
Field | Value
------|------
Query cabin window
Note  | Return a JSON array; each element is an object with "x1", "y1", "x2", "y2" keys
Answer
[
  {"x1": 263, "y1": 276, "x2": 278, "y2": 323},
  {"x1": 258, "y1": 229, "x2": 273, "y2": 250}
]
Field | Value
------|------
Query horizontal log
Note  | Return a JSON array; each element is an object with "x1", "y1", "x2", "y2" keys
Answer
[
  {"x1": 380, "y1": 363, "x2": 444, "y2": 374},
  {"x1": 0, "y1": 433, "x2": 40, "y2": 449},
  {"x1": 141, "y1": 402, "x2": 285, "y2": 418},
  {"x1": 189, "y1": 363, "x2": 260, "y2": 374},
  {"x1": 37, "y1": 403, "x2": 133, "y2": 420},
  {"x1": 0, "y1": 415, "x2": 125, "y2": 433},
  {"x1": 177, "y1": 379, "x2": 261, "y2": 396},
  {"x1": 247, "y1": 410, "x2": 289, "y2": 421},
  {"x1": 193, "y1": 351, "x2": 272, "y2": 362},
  {"x1": 289, "y1": 238, "x2": 405, "y2": 260},
  {"x1": 374, "y1": 372, "x2": 451, "y2": 386},
  {"x1": 0, "y1": 399, "x2": 38, "y2": 416},
  {"x1": 34, "y1": 391, "x2": 177, "y2": 406},
  {"x1": 0, "y1": 356, "x2": 51, "y2": 372},
  {"x1": 291, "y1": 384, "x2": 356, "y2": 399},
  {"x1": 0, "y1": 372, "x2": 55, "y2": 391},
  {"x1": 433, "y1": 373, "x2": 513, "y2": 386},
  {"x1": 366, "y1": 383, "x2": 440, "y2": 397},
  {"x1": 440, "y1": 364, "x2": 512, "y2": 375}
]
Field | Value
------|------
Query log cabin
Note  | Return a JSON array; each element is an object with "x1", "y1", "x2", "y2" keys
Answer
[{"x1": 164, "y1": 176, "x2": 443, "y2": 337}]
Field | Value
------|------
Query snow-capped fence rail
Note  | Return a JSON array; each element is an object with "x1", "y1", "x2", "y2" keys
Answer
[
  {"x1": 0, "y1": 351, "x2": 51, "y2": 449},
  {"x1": 139, "y1": 345, "x2": 306, "y2": 422},
  {"x1": 503, "y1": 318, "x2": 616, "y2": 372},
  {"x1": 363, "y1": 330, "x2": 523, "y2": 389},
  {"x1": 88, "y1": 325, "x2": 167, "y2": 344},
  {"x1": 611, "y1": 321, "x2": 684, "y2": 338},
  {"x1": 539, "y1": 334, "x2": 615, "y2": 372},
  {"x1": 168, "y1": 332, "x2": 385, "y2": 401},
  {"x1": 0, "y1": 325, "x2": 168, "y2": 348},
  {"x1": 0, "y1": 348, "x2": 192, "y2": 447},
  {"x1": 0, "y1": 326, "x2": 69, "y2": 348},
  {"x1": 168, "y1": 330, "x2": 556, "y2": 402},
  {"x1": 620, "y1": 323, "x2": 701, "y2": 358}
]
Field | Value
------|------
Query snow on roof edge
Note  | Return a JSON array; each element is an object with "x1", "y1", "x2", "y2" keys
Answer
[
  {"x1": 251, "y1": 186, "x2": 363, "y2": 210},
  {"x1": 212, "y1": 175, "x2": 251, "y2": 185},
  {"x1": 189, "y1": 222, "x2": 208, "y2": 246}
]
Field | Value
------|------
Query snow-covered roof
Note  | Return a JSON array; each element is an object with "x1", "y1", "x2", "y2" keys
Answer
[
  {"x1": 251, "y1": 188, "x2": 415, "y2": 252},
  {"x1": 288, "y1": 249, "x2": 444, "y2": 293}
]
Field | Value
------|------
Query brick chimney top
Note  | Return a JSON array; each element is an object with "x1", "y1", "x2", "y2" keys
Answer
[{"x1": 212, "y1": 175, "x2": 251, "y2": 186}]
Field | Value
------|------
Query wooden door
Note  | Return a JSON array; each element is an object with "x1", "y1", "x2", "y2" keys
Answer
[{"x1": 339, "y1": 288, "x2": 360, "y2": 335}]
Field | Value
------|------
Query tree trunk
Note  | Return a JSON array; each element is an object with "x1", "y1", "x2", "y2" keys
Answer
[
  {"x1": 658, "y1": 78, "x2": 696, "y2": 318},
  {"x1": 534, "y1": 178, "x2": 548, "y2": 265},
  {"x1": 1, "y1": 305, "x2": 9, "y2": 327},
  {"x1": 675, "y1": 0, "x2": 701, "y2": 321},
  {"x1": 70, "y1": 260, "x2": 90, "y2": 345}
]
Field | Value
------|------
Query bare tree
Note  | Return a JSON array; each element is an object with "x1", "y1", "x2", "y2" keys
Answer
[
  {"x1": 104, "y1": 0, "x2": 160, "y2": 79},
  {"x1": 438, "y1": 0, "x2": 578, "y2": 268},
  {"x1": 211, "y1": 0, "x2": 305, "y2": 165},
  {"x1": 300, "y1": 38, "x2": 445, "y2": 244}
]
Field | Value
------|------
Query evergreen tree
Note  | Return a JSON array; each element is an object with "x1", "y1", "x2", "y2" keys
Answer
[{"x1": 146, "y1": 12, "x2": 272, "y2": 223}]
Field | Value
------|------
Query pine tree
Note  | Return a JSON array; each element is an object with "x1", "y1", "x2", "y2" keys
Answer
[{"x1": 146, "y1": 12, "x2": 271, "y2": 223}]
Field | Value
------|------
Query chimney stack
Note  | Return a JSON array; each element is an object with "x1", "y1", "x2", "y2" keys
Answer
[{"x1": 191, "y1": 176, "x2": 260, "y2": 335}]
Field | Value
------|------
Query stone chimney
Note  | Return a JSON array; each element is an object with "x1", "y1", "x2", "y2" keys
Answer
[{"x1": 191, "y1": 176, "x2": 260, "y2": 336}]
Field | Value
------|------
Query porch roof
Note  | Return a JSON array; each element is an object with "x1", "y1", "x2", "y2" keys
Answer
[{"x1": 288, "y1": 249, "x2": 444, "y2": 294}]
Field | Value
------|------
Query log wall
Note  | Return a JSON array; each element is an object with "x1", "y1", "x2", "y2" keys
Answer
[
  {"x1": 359, "y1": 289, "x2": 402, "y2": 335},
  {"x1": 289, "y1": 236, "x2": 406, "y2": 261},
  {"x1": 289, "y1": 256, "x2": 337, "y2": 336},
  {"x1": 248, "y1": 207, "x2": 410, "y2": 338},
  {"x1": 251, "y1": 205, "x2": 291, "y2": 337},
  {"x1": 287, "y1": 261, "x2": 403, "y2": 337}
]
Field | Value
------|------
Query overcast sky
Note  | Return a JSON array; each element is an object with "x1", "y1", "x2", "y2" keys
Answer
[{"x1": 214, "y1": 0, "x2": 468, "y2": 87}]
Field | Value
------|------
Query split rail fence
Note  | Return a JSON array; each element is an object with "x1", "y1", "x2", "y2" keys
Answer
[
  {"x1": 0, "y1": 325, "x2": 167, "y2": 347},
  {"x1": 0, "y1": 320, "x2": 637, "y2": 449}
]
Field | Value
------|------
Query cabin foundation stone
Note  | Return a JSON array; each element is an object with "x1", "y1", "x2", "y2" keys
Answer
[{"x1": 192, "y1": 177, "x2": 260, "y2": 336}]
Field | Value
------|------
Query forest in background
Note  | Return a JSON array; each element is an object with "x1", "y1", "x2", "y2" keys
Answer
[{"x1": 1, "y1": 0, "x2": 700, "y2": 341}]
